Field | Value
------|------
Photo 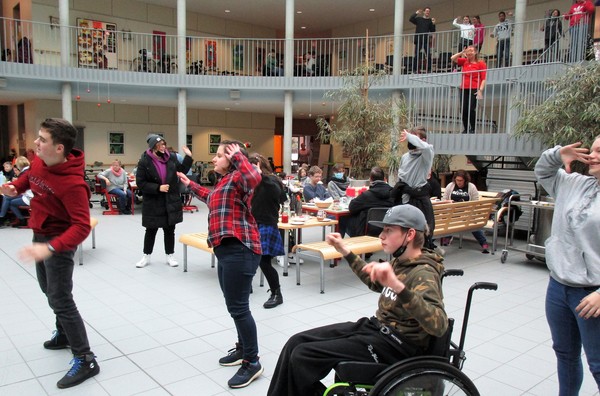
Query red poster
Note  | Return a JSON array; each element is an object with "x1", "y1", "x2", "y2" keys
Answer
[{"x1": 206, "y1": 40, "x2": 216, "y2": 69}]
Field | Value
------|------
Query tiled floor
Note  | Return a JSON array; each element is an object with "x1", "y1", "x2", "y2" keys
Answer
[{"x1": 1, "y1": 200, "x2": 599, "y2": 396}]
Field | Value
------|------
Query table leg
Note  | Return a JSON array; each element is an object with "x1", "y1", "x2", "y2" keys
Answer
[{"x1": 283, "y1": 230, "x2": 289, "y2": 276}]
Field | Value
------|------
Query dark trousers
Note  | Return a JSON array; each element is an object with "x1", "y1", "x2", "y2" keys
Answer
[
  {"x1": 460, "y1": 88, "x2": 477, "y2": 133},
  {"x1": 267, "y1": 317, "x2": 418, "y2": 396},
  {"x1": 214, "y1": 238, "x2": 261, "y2": 362},
  {"x1": 143, "y1": 225, "x2": 176, "y2": 254},
  {"x1": 458, "y1": 38, "x2": 473, "y2": 53},
  {"x1": 413, "y1": 35, "x2": 431, "y2": 73},
  {"x1": 259, "y1": 254, "x2": 280, "y2": 291},
  {"x1": 34, "y1": 234, "x2": 92, "y2": 356},
  {"x1": 496, "y1": 39, "x2": 510, "y2": 67}
]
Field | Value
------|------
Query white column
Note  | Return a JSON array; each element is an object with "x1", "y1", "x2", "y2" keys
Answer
[
  {"x1": 283, "y1": 91, "x2": 293, "y2": 175},
  {"x1": 512, "y1": 0, "x2": 526, "y2": 66},
  {"x1": 177, "y1": 0, "x2": 187, "y2": 149},
  {"x1": 284, "y1": 0, "x2": 294, "y2": 77},
  {"x1": 59, "y1": 0, "x2": 72, "y2": 121},
  {"x1": 393, "y1": 0, "x2": 404, "y2": 77}
]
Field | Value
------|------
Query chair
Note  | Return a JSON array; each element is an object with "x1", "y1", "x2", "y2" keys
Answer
[
  {"x1": 181, "y1": 191, "x2": 198, "y2": 213},
  {"x1": 96, "y1": 177, "x2": 120, "y2": 216},
  {"x1": 364, "y1": 207, "x2": 390, "y2": 237}
]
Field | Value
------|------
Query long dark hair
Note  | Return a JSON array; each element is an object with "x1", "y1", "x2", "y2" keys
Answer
[{"x1": 219, "y1": 140, "x2": 249, "y2": 172}]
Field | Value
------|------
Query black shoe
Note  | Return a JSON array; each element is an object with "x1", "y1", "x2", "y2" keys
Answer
[
  {"x1": 219, "y1": 343, "x2": 243, "y2": 366},
  {"x1": 461, "y1": 130, "x2": 468, "y2": 134},
  {"x1": 120, "y1": 209, "x2": 131, "y2": 215},
  {"x1": 12, "y1": 219, "x2": 28, "y2": 228},
  {"x1": 263, "y1": 288, "x2": 283, "y2": 309},
  {"x1": 469, "y1": 129, "x2": 475, "y2": 134},
  {"x1": 43, "y1": 330, "x2": 70, "y2": 350},
  {"x1": 227, "y1": 360, "x2": 264, "y2": 388},
  {"x1": 56, "y1": 354, "x2": 100, "y2": 389}
]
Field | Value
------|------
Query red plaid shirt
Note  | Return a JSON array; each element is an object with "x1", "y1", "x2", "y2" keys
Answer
[{"x1": 189, "y1": 152, "x2": 262, "y2": 254}]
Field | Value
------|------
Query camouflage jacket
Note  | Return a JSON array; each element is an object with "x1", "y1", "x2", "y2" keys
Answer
[{"x1": 346, "y1": 250, "x2": 447, "y2": 348}]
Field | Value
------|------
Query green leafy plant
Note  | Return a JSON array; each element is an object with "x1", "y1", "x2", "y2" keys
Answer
[
  {"x1": 514, "y1": 62, "x2": 600, "y2": 148},
  {"x1": 316, "y1": 65, "x2": 411, "y2": 179}
]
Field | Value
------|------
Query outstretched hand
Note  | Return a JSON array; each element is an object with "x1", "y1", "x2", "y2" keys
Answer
[
  {"x1": 399, "y1": 129, "x2": 409, "y2": 142},
  {"x1": 177, "y1": 172, "x2": 191, "y2": 186},
  {"x1": 325, "y1": 233, "x2": 351, "y2": 256},
  {"x1": 559, "y1": 142, "x2": 590, "y2": 173},
  {"x1": 181, "y1": 146, "x2": 192, "y2": 157}
]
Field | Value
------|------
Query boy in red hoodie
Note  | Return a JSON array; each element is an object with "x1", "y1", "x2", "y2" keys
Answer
[{"x1": 0, "y1": 118, "x2": 98, "y2": 389}]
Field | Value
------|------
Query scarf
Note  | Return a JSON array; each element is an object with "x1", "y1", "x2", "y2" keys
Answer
[
  {"x1": 111, "y1": 167, "x2": 123, "y2": 177},
  {"x1": 146, "y1": 148, "x2": 170, "y2": 184}
]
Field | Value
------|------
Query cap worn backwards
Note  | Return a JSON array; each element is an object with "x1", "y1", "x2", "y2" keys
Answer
[
  {"x1": 369, "y1": 204, "x2": 427, "y2": 232},
  {"x1": 147, "y1": 134, "x2": 164, "y2": 149}
]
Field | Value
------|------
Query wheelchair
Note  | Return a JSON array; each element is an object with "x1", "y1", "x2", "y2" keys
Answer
[{"x1": 324, "y1": 270, "x2": 497, "y2": 396}]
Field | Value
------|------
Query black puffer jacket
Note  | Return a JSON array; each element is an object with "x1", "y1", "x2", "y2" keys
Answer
[
  {"x1": 346, "y1": 180, "x2": 393, "y2": 237},
  {"x1": 136, "y1": 150, "x2": 193, "y2": 228}
]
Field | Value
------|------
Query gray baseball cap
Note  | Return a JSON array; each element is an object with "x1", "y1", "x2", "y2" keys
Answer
[{"x1": 369, "y1": 205, "x2": 427, "y2": 232}]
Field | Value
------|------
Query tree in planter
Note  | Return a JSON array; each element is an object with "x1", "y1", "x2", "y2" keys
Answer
[
  {"x1": 514, "y1": 61, "x2": 600, "y2": 148},
  {"x1": 316, "y1": 65, "x2": 411, "y2": 179}
]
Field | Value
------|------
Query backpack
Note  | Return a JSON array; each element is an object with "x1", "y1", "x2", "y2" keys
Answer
[{"x1": 497, "y1": 189, "x2": 523, "y2": 224}]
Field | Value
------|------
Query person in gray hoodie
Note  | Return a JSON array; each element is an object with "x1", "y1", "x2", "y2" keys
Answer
[{"x1": 534, "y1": 137, "x2": 600, "y2": 395}]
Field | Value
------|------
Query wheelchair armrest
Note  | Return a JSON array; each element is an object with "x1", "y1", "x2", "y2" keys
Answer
[{"x1": 335, "y1": 361, "x2": 388, "y2": 384}]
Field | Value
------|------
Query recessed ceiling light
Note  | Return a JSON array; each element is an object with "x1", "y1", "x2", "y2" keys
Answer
[
  {"x1": 225, "y1": 107, "x2": 230, "y2": 110},
  {"x1": 297, "y1": 10, "x2": 302, "y2": 14},
  {"x1": 369, "y1": 8, "x2": 375, "y2": 12},
  {"x1": 225, "y1": 9, "x2": 230, "y2": 13},
  {"x1": 301, "y1": 26, "x2": 306, "y2": 29}
]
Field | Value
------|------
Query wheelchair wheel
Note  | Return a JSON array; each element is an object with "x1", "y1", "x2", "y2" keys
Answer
[{"x1": 370, "y1": 359, "x2": 479, "y2": 396}]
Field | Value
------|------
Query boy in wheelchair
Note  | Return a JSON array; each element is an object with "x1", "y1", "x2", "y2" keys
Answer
[{"x1": 267, "y1": 205, "x2": 447, "y2": 396}]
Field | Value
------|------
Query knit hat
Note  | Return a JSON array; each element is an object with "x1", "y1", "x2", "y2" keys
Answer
[
  {"x1": 147, "y1": 134, "x2": 164, "y2": 149},
  {"x1": 369, "y1": 205, "x2": 427, "y2": 232}
]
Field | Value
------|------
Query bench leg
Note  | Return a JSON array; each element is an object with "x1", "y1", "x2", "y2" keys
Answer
[
  {"x1": 92, "y1": 228, "x2": 96, "y2": 249},
  {"x1": 78, "y1": 244, "x2": 83, "y2": 265},
  {"x1": 259, "y1": 269, "x2": 264, "y2": 287},
  {"x1": 320, "y1": 258, "x2": 325, "y2": 294},
  {"x1": 296, "y1": 250, "x2": 302, "y2": 286},
  {"x1": 211, "y1": 254, "x2": 215, "y2": 268},
  {"x1": 183, "y1": 245, "x2": 188, "y2": 272}
]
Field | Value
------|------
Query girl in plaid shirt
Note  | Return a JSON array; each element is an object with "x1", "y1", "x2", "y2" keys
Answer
[{"x1": 178, "y1": 140, "x2": 264, "y2": 389}]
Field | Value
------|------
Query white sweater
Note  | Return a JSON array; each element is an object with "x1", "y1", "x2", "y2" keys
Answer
[{"x1": 453, "y1": 19, "x2": 475, "y2": 40}]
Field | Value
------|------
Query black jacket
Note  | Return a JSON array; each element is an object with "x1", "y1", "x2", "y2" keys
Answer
[
  {"x1": 346, "y1": 180, "x2": 393, "y2": 237},
  {"x1": 251, "y1": 174, "x2": 287, "y2": 226},
  {"x1": 409, "y1": 13, "x2": 436, "y2": 44},
  {"x1": 136, "y1": 150, "x2": 192, "y2": 228}
]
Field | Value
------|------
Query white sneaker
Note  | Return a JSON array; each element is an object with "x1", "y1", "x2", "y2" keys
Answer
[
  {"x1": 276, "y1": 256, "x2": 285, "y2": 267},
  {"x1": 288, "y1": 255, "x2": 304, "y2": 264},
  {"x1": 166, "y1": 254, "x2": 178, "y2": 267},
  {"x1": 136, "y1": 254, "x2": 150, "y2": 268}
]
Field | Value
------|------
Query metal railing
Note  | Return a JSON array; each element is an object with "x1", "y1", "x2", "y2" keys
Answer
[{"x1": 0, "y1": 15, "x2": 589, "y2": 76}]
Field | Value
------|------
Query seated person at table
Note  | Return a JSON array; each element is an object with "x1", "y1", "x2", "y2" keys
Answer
[
  {"x1": 441, "y1": 169, "x2": 490, "y2": 253},
  {"x1": 346, "y1": 166, "x2": 393, "y2": 237},
  {"x1": 303, "y1": 165, "x2": 330, "y2": 202},
  {"x1": 0, "y1": 156, "x2": 32, "y2": 228},
  {"x1": 267, "y1": 205, "x2": 447, "y2": 396},
  {"x1": 296, "y1": 167, "x2": 308, "y2": 185},
  {"x1": 327, "y1": 163, "x2": 350, "y2": 199},
  {"x1": 97, "y1": 159, "x2": 133, "y2": 215}
]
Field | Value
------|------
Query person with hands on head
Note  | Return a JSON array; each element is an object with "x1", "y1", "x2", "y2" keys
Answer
[
  {"x1": 535, "y1": 137, "x2": 600, "y2": 395},
  {"x1": 178, "y1": 140, "x2": 264, "y2": 390},
  {"x1": 267, "y1": 204, "x2": 447, "y2": 396},
  {"x1": 0, "y1": 118, "x2": 99, "y2": 389},
  {"x1": 451, "y1": 45, "x2": 486, "y2": 134},
  {"x1": 135, "y1": 134, "x2": 193, "y2": 268}
]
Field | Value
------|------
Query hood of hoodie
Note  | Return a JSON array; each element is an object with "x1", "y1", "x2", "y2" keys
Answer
[
  {"x1": 37, "y1": 148, "x2": 91, "y2": 200},
  {"x1": 369, "y1": 180, "x2": 393, "y2": 199},
  {"x1": 392, "y1": 248, "x2": 445, "y2": 277}
]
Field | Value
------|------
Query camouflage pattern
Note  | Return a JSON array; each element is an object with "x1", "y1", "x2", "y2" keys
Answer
[{"x1": 346, "y1": 249, "x2": 447, "y2": 348}]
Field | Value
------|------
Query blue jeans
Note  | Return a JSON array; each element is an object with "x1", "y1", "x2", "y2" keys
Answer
[
  {"x1": 569, "y1": 23, "x2": 589, "y2": 63},
  {"x1": 109, "y1": 188, "x2": 132, "y2": 212},
  {"x1": 214, "y1": 238, "x2": 261, "y2": 362},
  {"x1": 546, "y1": 277, "x2": 600, "y2": 395},
  {"x1": 496, "y1": 39, "x2": 510, "y2": 67},
  {"x1": 34, "y1": 233, "x2": 93, "y2": 356}
]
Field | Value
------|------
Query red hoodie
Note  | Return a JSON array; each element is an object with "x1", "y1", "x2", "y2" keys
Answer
[
  {"x1": 10, "y1": 148, "x2": 91, "y2": 252},
  {"x1": 566, "y1": 0, "x2": 595, "y2": 27}
]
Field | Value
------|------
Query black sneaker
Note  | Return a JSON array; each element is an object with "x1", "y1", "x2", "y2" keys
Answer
[
  {"x1": 219, "y1": 343, "x2": 243, "y2": 366},
  {"x1": 43, "y1": 330, "x2": 70, "y2": 350},
  {"x1": 227, "y1": 360, "x2": 264, "y2": 388},
  {"x1": 56, "y1": 354, "x2": 100, "y2": 389}
]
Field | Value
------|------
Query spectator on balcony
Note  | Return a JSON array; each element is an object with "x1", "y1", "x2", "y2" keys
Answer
[
  {"x1": 16, "y1": 28, "x2": 33, "y2": 64},
  {"x1": 409, "y1": 7, "x2": 436, "y2": 74},
  {"x1": 1, "y1": 48, "x2": 12, "y2": 62},
  {"x1": 265, "y1": 49, "x2": 282, "y2": 76},
  {"x1": 565, "y1": 0, "x2": 595, "y2": 62},
  {"x1": 453, "y1": 16, "x2": 475, "y2": 54},
  {"x1": 490, "y1": 11, "x2": 514, "y2": 68},
  {"x1": 541, "y1": 9, "x2": 563, "y2": 62},
  {"x1": 451, "y1": 45, "x2": 486, "y2": 134},
  {"x1": 472, "y1": 16, "x2": 485, "y2": 52},
  {"x1": 304, "y1": 51, "x2": 315, "y2": 76}
]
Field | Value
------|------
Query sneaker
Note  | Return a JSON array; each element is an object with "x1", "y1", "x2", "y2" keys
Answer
[
  {"x1": 287, "y1": 255, "x2": 304, "y2": 264},
  {"x1": 227, "y1": 360, "x2": 264, "y2": 389},
  {"x1": 56, "y1": 354, "x2": 100, "y2": 389},
  {"x1": 166, "y1": 254, "x2": 178, "y2": 267},
  {"x1": 275, "y1": 256, "x2": 285, "y2": 268},
  {"x1": 43, "y1": 330, "x2": 70, "y2": 350},
  {"x1": 135, "y1": 254, "x2": 150, "y2": 268},
  {"x1": 481, "y1": 243, "x2": 490, "y2": 254},
  {"x1": 219, "y1": 343, "x2": 243, "y2": 366}
]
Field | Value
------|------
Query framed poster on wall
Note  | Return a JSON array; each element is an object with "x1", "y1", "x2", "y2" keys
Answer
[
  {"x1": 77, "y1": 18, "x2": 117, "y2": 69},
  {"x1": 108, "y1": 132, "x2": 124, "y2": 155},
  {"x1": 206, "y1": 40, "x2": 217, "y2": 70},
  {"x1": 209, "y1": 134, "x2": 221, "y2": 154}
]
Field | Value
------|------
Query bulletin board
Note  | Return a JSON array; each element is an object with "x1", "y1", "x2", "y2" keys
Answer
[{"x1": 77, "y1": 18, "x2": 117, "y2": 69}]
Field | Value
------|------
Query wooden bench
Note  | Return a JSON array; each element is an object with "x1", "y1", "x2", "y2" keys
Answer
[
  {"x1": 432, "y1": 198, "x2": 497, "y2": 248},
  {"x1": 292, "y1": 235, "x2": 384, "y2": 294},
  {"x1": 78, "y1": 217, "x2": 98, "y2": 265},
  {"x1": 179, "y1": 232, "x2": 215, "y2": 272}
]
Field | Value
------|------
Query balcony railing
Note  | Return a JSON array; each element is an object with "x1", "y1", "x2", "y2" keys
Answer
[{"x1": 0, "y1": 15, "x2": 588, "y2": 76}]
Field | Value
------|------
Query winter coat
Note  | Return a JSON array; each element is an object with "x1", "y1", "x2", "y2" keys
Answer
[
  {"x1": 346, "y1": 180, "x2": 393, "y2": 237},
  {"x1": 136, "y1": 150, "x2": 192, "y2": 228}
]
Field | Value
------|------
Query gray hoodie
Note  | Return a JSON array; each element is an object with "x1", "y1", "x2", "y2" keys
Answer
[{"x1": 535, "y1": 146, "x2": 600, "y2": 288}]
